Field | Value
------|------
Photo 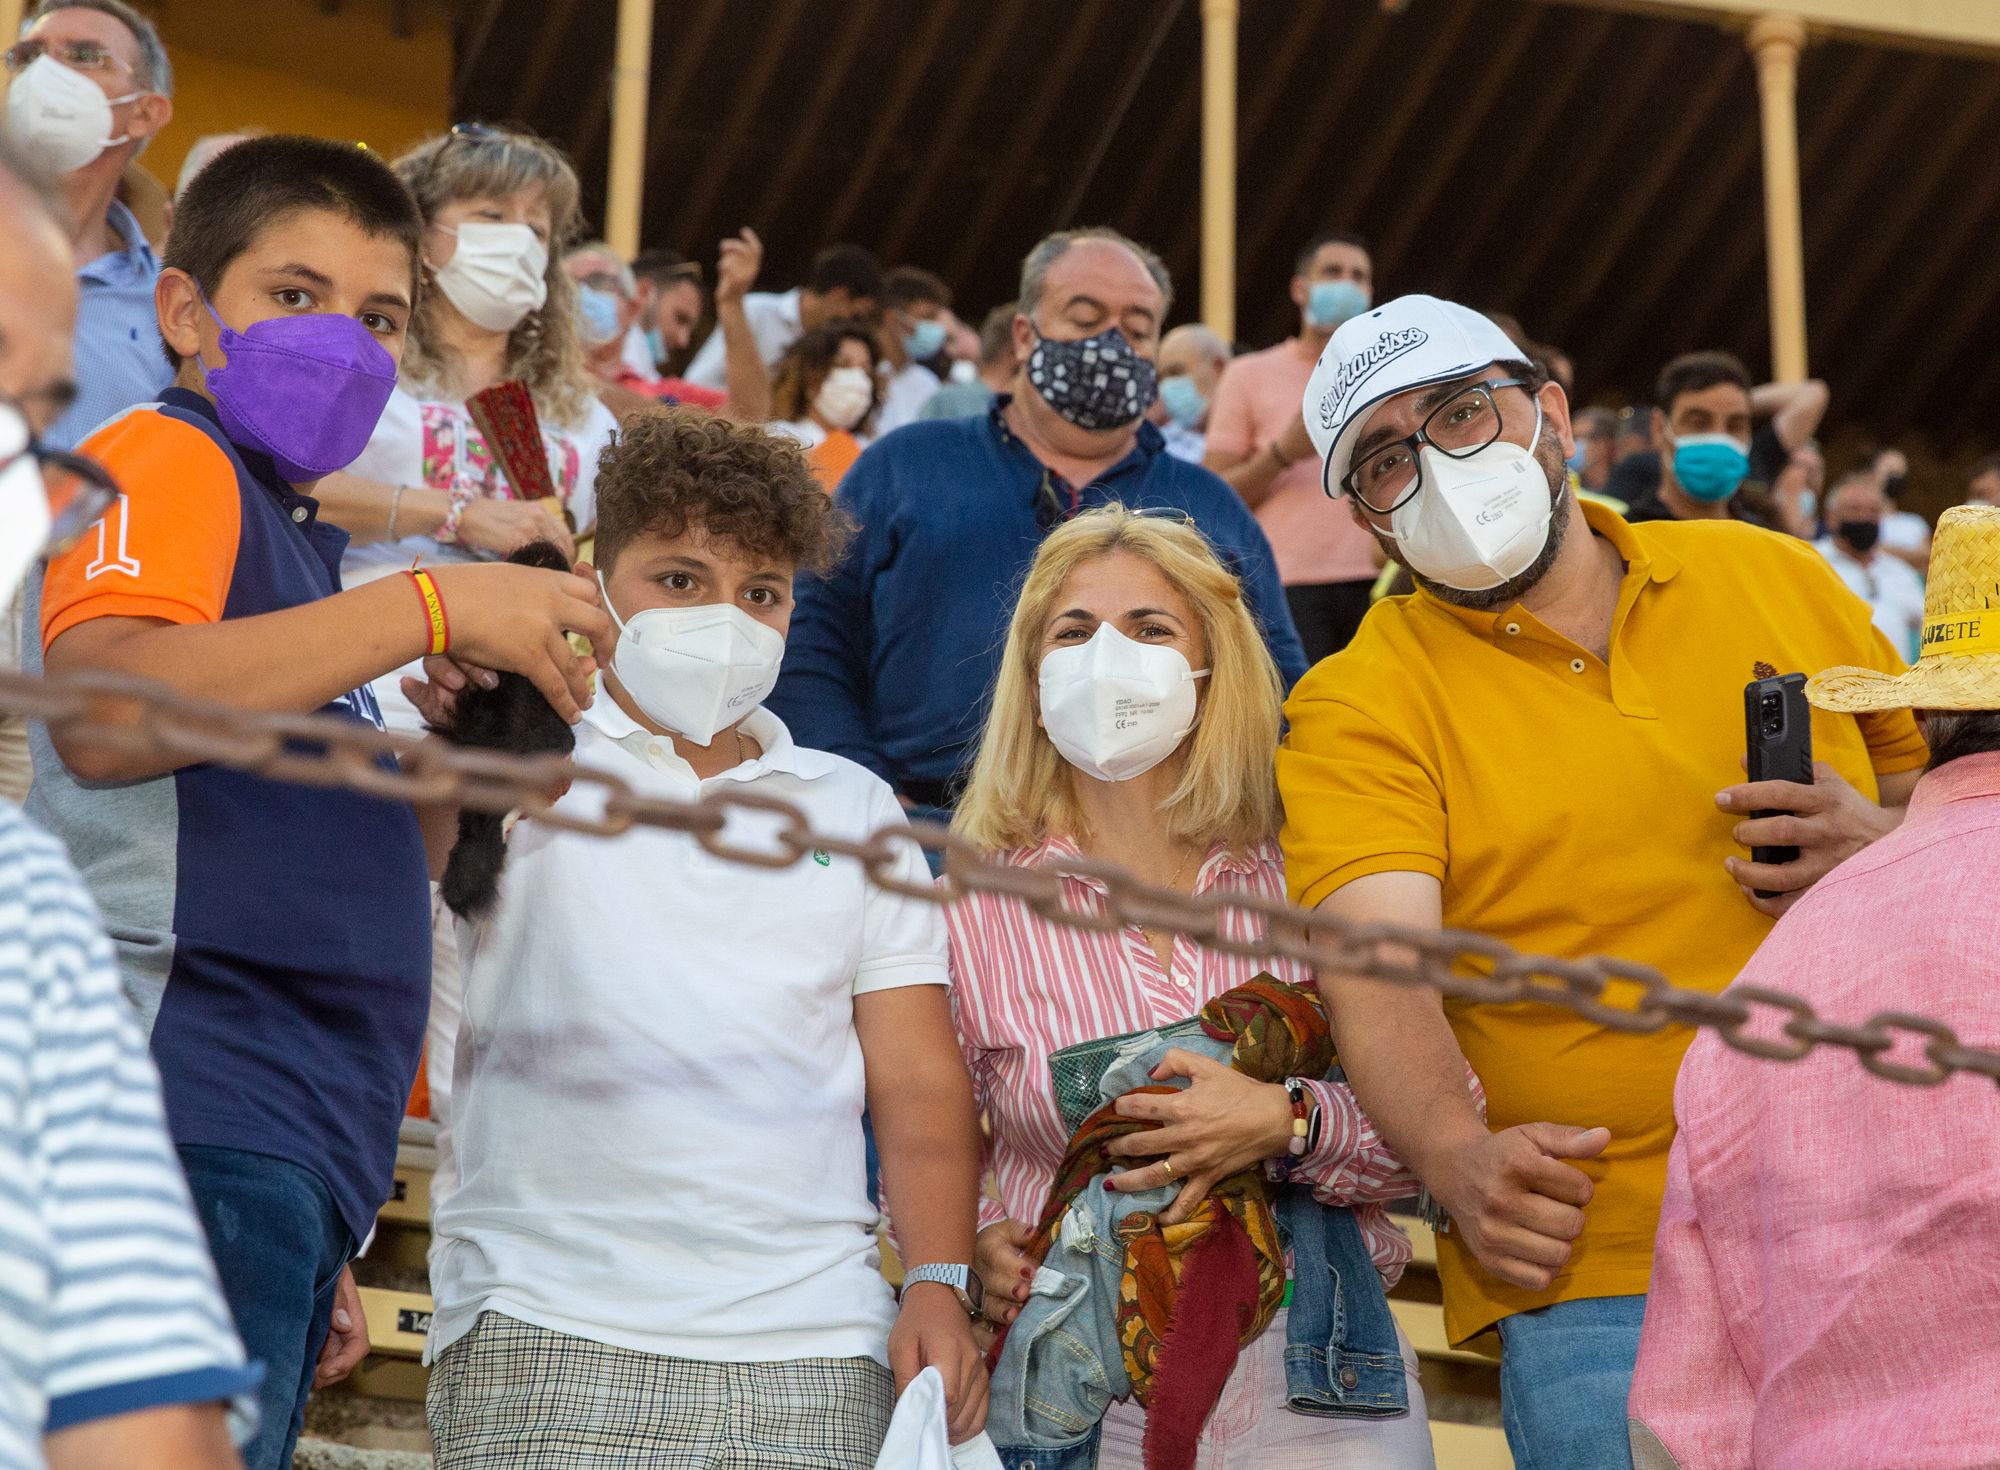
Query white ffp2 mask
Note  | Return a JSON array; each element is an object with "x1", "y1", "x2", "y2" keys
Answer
[
  {"x1": 1039, "y1": 624, "x2": 1207, "y2": 783},
  {"x1": 0, "y1": 452, "x2": 52, "y2": 619},
  {"x1": 814, "y1": 366, "x2": 874, "y2": 431},
  {"x1": 431, "y1": 222, "x2": 549, "y2": 332},
  {"x1": 599, "y1": 575, "x2": 786, "y2": 747},
  {"x1": 5, "y1": 54, "x2": 141, "y2": 175},
  {"x1": 1388, "y1": 408, "x2": 1553, "y2": 592}
]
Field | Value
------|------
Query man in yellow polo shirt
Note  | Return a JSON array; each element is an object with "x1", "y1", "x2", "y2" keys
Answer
[{"x1": 1276, "y1": 295, "x2": 1925, "y2": 1470}]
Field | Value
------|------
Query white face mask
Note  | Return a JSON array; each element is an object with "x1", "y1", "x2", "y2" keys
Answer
[
  {"x1": 599, "y1": 574, "x2": 786, "y2": 747},
  {"x1": 1386, "y1": 406, "x2": 1553, "y2": 592},
  {"x1": 431, "y1": 221, "x2": 550, "y2": 333},
  {"x1": 814, "y1": 365, "x2": 873, "y2": 431},
  {"x1": 5, "y1": 54, "x2": 141, "y2": 175},
  {"x1": 1039, "y1": 624, "x2": 1208, "y2": 783}
]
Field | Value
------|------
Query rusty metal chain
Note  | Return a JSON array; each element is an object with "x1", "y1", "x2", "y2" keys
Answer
[{"x1": 16, "y1": 667, "x2": 1996, "y2": 1091}]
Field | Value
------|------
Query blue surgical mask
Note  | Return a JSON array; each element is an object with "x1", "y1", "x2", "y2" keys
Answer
[
  {"x1": 1306, "y1": 279, "x2": 1370, "y2": 330},
  {"x1": 902, "y1": 317, "x2": 948, "y2": 361},
  {"x1": 1566, "y1": 441, "x2": 1588, "y2": 474},
  {"x1": 1158, "y1": 374, "x2": 1208, "y2": 427},
  {"x1": 1669, "y1": 432, "x2": 1751, "y2": 503},
  {"x1": 644, "y1": 326, "x2": 667, "y2": 365},
  {"x1": 576, "y1": 283, "x2": 623, "y2": 347}
]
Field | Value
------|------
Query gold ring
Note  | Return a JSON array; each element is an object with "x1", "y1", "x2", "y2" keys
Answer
[{"x1": 1161, "y1": 1159, "x2": 1178, "y2": 1182}]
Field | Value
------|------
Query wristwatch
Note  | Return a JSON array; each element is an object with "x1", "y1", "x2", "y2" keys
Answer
[{"x1": 902, "y1": 1263, "x2": 985, "y2": 1320}]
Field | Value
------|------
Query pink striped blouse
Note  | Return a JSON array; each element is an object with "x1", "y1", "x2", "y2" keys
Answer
[{"x1": 945, "y1": 834, "x2": 1423, "y2": 1287}]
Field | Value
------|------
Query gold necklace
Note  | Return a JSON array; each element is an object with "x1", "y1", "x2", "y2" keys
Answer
[{"x1": 1140, "y1": 846, "x2": 1198, "y2": 966}]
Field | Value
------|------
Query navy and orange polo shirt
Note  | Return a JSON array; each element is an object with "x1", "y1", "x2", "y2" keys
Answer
[{"x1": 27, "y1": 386, "x2": 430, "y2": 1243}]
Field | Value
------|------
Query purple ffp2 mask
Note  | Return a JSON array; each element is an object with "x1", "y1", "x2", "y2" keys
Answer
[{"x1": 202, "y1": 298, "x2": 398, "y2": 484}]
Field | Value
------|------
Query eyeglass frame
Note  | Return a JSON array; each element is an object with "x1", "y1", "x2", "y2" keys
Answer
[
  {"x1": 415, "y1": 121, "x2": 507, "y2": 201},
  {"x1": 1327, "y1": 377, "x2": 1535, "y2": 515},
  {"x1": 3, "y1": 36, "x2": 139, "y2": 77},
  {"x1": 0, "y1": 398, "x2": 121, "y2": 557},
  {"x1": 1031, "y1": 479, "x2": 1200, "y2": 535}
]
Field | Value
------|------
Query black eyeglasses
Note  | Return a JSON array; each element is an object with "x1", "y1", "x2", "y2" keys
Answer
[
  {"x1": 1033, "y1": 483, "x2": 1201, "y2": 535},
  {"x1": 0, "y1": 400, "x2": 120, "y2": 557},
  {"x1": 1332, "y1": 378, "x2": 1532, "y2": 514}
]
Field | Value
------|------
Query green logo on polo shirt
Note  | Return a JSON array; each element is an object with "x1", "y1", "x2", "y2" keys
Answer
[{"x1": 812, "y1": 849, "x2": 831, "y2": 866}]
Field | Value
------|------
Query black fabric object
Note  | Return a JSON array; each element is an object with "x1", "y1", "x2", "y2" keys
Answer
[
  {"x1": 1282, "y1": 578, "x2": 1377, "y2": 668},
  {"x1": 434, "y1": 540, "x2": 577, "y2": 918}
]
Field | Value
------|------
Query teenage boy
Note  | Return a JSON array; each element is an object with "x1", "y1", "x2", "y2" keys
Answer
[
  {"x1": 418, "y1": 409, "x2": 986, "y2": 1468},
  {"x1": 28, "y1": 135, "x2": 609, "y2": 1470}
]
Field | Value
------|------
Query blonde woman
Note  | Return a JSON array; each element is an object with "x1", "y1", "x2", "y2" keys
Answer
[
  {"x1": 949, "y1": 505, "x2": 1438, "y2": 1468},
  {"x1": 317, "y1": 123, "x2": 616, "y2": 732}
]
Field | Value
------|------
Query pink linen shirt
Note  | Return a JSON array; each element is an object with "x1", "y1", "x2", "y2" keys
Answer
[
  {"x1": 1629, "y1": 751, "x2": 2000, "y2": 1469},
  {"x1": 946, "y1": 835, "x2": 1436, "y2": 1287}
]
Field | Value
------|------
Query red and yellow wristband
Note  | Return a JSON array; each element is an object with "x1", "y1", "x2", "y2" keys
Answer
[{"x1": 405, "y1": 564, "x2": 450, "y2": 656}]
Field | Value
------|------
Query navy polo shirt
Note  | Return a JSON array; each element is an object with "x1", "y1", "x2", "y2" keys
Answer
[{"x1": 28, "y1": 388, "x2": 431, "y2": 1242}]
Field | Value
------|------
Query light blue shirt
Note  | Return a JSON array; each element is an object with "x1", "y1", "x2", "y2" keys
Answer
[{"x1": 44, "y1": 199, "x2": 171, "y2": 453}]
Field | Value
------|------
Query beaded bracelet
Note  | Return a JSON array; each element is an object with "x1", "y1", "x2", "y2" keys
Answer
[
  {"x1": 435, "y1": 482, "x2": 478, "y2": 546},
  {"x1": 1268, "y1": 1078, "x2": 1318, "y2": 1183}
]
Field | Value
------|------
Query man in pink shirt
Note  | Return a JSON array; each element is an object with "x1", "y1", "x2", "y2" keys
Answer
[
  {"x1": 1629, "y1": 504, "x2": 2000, "y2": 1469},
  {"x1": 1204, "y1": 231, "x2": 1383, "y2": 664}
]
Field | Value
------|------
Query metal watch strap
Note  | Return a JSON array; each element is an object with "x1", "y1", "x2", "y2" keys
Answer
[{"x1": 902, "y1": 1262, "x2": 982, "y2": 1318}]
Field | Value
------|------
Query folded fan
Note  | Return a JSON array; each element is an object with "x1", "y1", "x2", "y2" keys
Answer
[{"x1": 466, "y1": 379, "x2": 558, "y2": 504}]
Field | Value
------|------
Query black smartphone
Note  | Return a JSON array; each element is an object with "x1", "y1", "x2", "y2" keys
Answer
[{"x1": 1743, "y1": 671, "x2": 1812, "y2": 900}]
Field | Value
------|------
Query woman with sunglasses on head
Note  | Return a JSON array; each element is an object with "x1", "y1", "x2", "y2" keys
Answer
[
  {"x1": 314, "y1": 124, "x2": 615, "y2": 731},
  {"x1": 946, "y1": 504, "x2": 1446, "y2": 1468}
]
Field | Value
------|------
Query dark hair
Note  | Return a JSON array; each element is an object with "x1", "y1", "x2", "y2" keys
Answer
[
  {"x1": 807, "y1": 244, "x2": 883, "y2": 302},
  {"x1": 160, "y1": 135, "x2": 422, "y2": 369},
  {"x1": 1656, "y1": 350, "x2": 1750, "y2": 416},
  {"x1": 1969, "y1": 452, "x2": 2000, "y2": 484},
  {"x1": 28, "y1": 0, "x2": 171, "y2": 93},
  {"x1": 593, "y1": 408, "x2": 855, "y2": 576},
  {"x1": 1923, "y1": 710, "x2": 2000, "y2": 772},
  {"x1": 770, "y1": 321, "x2": 883, "y2": 429},
  {"x1": 882, "y1": 264, "x2": 952, "y2": 313},
  {"x1": 1295, "y1": 230, "x2": 1369, "y2": 278},
  {"x1": 632, "y1": 248, "x2": 702, "y2": 292}
]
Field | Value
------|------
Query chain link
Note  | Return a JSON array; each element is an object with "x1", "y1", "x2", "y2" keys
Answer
[{"x1": 17, "y1": 667, "x2": 1996, "y2": 1090}]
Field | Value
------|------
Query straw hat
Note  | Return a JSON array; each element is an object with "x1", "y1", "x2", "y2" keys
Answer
[{"x1": 1809, "y1": 503, "x2": 2000, "y2": 713}]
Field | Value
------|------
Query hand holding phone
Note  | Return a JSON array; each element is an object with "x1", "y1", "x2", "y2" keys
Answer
[{"x1": 1743, "y1": 671, "x2": 1812, "y2": 900}]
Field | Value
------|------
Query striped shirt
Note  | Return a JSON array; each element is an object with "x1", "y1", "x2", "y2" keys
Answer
[
  {"x1": 946, "y1": 835, "x2": 1441, "y2": 1287},
  {"x1": 0, "y1": 804, "x2": 255, "y2": 1469}
]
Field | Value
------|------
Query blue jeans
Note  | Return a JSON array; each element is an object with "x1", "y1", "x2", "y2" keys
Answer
[
  {"x1": 180, "y1": 1145, "x2": 355, "y2": 1470},
  {"x1": 1495, "y1": 1293, "x2": 1644, "y2": 1470}
]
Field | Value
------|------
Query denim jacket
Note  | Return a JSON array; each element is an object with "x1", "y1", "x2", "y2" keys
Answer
[{"x1": 986, "y1": 1029, "x2": 1407, "y2": 1465}]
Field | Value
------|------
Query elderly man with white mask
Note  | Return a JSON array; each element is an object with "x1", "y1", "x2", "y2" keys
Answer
[
  {"x1": 1276, "y1": 294, "x2": 1930, "y2": 1470},
  {"x1": 4, "y1": 0, "x2": 175, "y2": 451}
]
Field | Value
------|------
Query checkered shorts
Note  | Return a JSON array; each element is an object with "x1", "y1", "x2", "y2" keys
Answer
[{"x1": 427, "y1": 1312, "x2": 895, "y2": 1469}]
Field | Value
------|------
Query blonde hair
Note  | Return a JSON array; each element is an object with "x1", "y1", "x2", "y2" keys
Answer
[
  {"x1": 953, "y1": 505, "x2": 1284, "y2": 855},
  {"x1": 393, "y1": 127, "x2": 594, "y2": 428}
]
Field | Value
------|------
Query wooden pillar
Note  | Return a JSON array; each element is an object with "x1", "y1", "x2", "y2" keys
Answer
[
  {"x1": 1749, "y1": 13, "x2": 1809, "y2": 381},
  {"x1": 0, "y1": 0, "x2": 27, "y2": 46},
  {"x1": 1200, "y1": 0, "x2": 1238, "y2": 341},
  {"x1": 605, "y1": 0, "x2": 655, "y2": 260}
]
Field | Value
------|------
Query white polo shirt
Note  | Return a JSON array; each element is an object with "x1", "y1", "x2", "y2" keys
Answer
[
  {"x1": 1815, "y1": 537, "x2": 1927, "y2": 663},
  {"x1": 429, "y1": 697, "x2": 948, "y2": 1367}
]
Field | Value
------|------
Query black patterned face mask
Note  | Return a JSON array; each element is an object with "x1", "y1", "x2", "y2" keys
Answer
[{"x1": 1024, "y1": 325, "x2": 1159, "y2": 432}]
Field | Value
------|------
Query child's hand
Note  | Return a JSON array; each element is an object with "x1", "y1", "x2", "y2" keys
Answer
[
  {"x1": 431, "y1": 564, "x2": 609, "y2": 724},
  {"x1": 889, "y1": 1283, "x2": 989, "y2": 1444}
]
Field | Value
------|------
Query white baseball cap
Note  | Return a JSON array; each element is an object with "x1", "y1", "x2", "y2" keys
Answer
[{"x1": 1302, "y1": 294, "x2": 1527, "y2": 493}]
